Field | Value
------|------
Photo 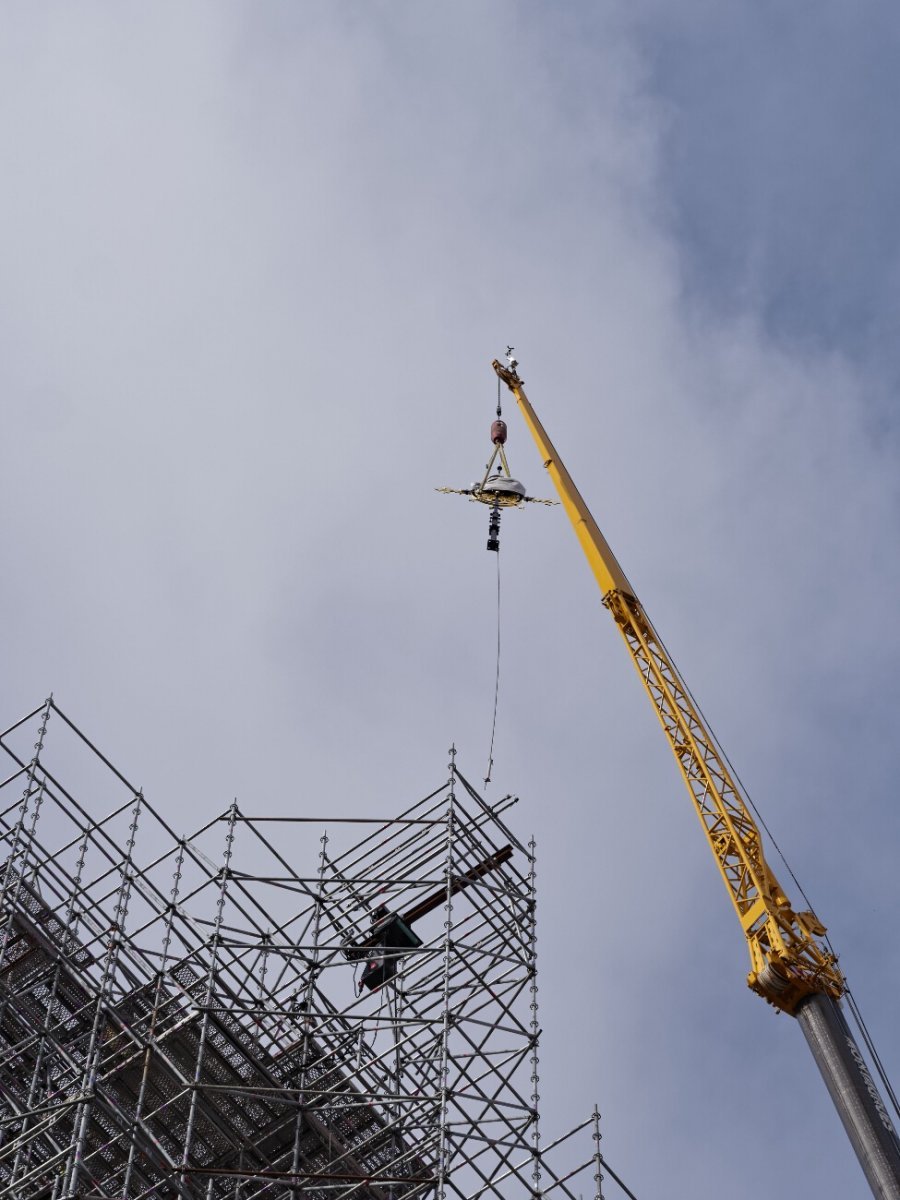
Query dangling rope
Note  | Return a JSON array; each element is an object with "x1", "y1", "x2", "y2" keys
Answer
[
  {"x1": 484, "y1": 377, "x2": 504, "y2": 787},
  {"x1": 484, "y1": 546, "x2": 501, "y2": 786}
]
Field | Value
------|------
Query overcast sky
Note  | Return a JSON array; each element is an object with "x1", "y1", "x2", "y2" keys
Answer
[{"x1": 3, "y1": 4, "x2": 900, "y2": 1197}]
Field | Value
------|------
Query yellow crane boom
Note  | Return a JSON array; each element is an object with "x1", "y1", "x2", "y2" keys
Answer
[
  {"x1": 492, "y1": 357, "x2": 900, "y2": 1199},
  {"x1": 492, "y1": 357, "x2": 839, "y2": 1014}
]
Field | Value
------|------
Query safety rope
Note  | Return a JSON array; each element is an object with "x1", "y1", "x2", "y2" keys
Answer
[
  {"x1": 484, "y1": 548, "x2": 501, "y2": 786},
  {"x1": 484, "y1": 377, "x2": 504, "y2": 786}
]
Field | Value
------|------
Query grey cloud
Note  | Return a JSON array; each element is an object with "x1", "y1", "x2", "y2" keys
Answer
[{"x1": 1, "y1": 4, "x2": 898, "y2": 1197}]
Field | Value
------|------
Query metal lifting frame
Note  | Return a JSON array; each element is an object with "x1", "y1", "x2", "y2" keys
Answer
[{"x1": 0, "y1": 700, "x2": 629, "y2": 1200}]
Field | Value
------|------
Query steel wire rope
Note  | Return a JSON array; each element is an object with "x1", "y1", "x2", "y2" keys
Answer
[
  {"x1": 842, "y1": 986, "x2": 900, "y2": 1122},
  {"x1": 653, "y1": 618, "x2": 900, "y2": 1121}
]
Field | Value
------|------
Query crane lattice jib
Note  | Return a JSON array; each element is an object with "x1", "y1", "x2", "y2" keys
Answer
[{"x1": 492, "y1": 359, "x2": 844, "y2": 1015}]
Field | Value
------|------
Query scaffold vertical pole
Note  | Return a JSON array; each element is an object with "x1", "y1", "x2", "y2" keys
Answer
[
  {"x1": 592, "y1": 1105, "x2": 604, "y2": 1200},
  {"x1": 529, "y1": 837, "x2": 542, "y2": 1200},
  {"x1": 179, "y1": 800, "x2": 238, "y2": 1188},
  {"x1": 0, "y1": 697, "x2": 51, "y2": 974},
  {"x1": 436, "y1": 753, "x2": 457, "y2": 1200},
  {"x1": 65, "y1": 788, "x2": 143, "y2": 1198},
  {"x1": 121, "y1": 836, "x2": 186, "y2": 1198}
]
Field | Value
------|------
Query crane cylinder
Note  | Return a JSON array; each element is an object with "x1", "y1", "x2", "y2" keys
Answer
[
  {"x1": 491, "y1": 419, "x2": 508, "y2": 445},
  {"x1": 797, "y1": 993, "x2": 900, "y2": 1199}
]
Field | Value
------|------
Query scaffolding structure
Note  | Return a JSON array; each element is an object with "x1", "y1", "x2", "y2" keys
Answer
[{"x1": 0, "y1": 699, "x2": 631, "y2": 1200}]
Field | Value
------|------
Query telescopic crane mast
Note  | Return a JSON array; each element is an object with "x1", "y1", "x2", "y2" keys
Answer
[{"x1": 493, "y1": 356, "x2": 900, "y2": 1200}]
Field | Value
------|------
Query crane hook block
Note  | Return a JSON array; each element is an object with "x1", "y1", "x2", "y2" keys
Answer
[{"x1": 491, "y1": 419, "x2": 508, "y2": 445}]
